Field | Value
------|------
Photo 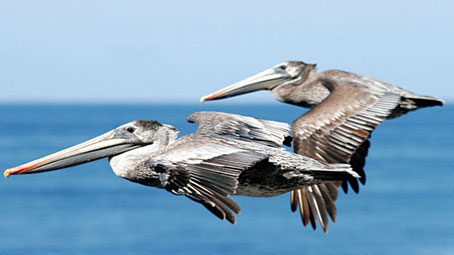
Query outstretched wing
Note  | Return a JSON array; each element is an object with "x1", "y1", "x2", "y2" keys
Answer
[
  {"x1": 187, "y1": 111, "x2": 292, "y2": 147},
  {"x1": 290, "y1": 80, "x2": 401, "y2": 232},
  {"x1": 323, "y1": 70, "x2": 443, "y2": 118},
  {"x1": 148, "y1": 134, "x2": 267, "y2": 224}
]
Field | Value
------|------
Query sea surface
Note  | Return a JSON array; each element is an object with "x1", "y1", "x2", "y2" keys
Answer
[{"x1": 0, "y1": 103, "x2": 452, "y2": 255}]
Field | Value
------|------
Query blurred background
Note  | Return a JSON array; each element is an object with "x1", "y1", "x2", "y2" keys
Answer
[
  {"x1": 0, "y1": 0, "x2": 453, "y2": 103},
  {"x1": 0, "y1": 1, "x2": 453, "y2": 254}
]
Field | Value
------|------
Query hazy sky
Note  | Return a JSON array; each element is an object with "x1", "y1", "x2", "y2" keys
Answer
[{"x1": 0, "y1": 0, "x2": 453, "y2": 103}]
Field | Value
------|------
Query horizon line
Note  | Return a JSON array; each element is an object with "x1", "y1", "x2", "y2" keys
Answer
[{"x1": 0, "y1": 99, "x2": 451, "y2": 105}]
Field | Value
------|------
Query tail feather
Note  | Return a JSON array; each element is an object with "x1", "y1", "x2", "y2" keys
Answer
[
  {"x1": 390, "y1": 96, "x2": 444, "y2": 118},
  {"x1": 310, "y1": 163, "x2": 359, "y2": 181},
  {"x1": 412, "y1": 96, "x2": 444, "y2": 107}
]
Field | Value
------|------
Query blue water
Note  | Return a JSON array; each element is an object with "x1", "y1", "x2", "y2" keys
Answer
[{"x1": 0, "y1": 104, "x2": 453, "y2": 255}]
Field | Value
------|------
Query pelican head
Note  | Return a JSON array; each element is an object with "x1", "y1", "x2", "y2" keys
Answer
[
  {"x1": 4, "y1": 120, "x2": 177, "y2": 177},
  {"x1": 200, "y1": 61, "x2": 316, "y2": 102}
]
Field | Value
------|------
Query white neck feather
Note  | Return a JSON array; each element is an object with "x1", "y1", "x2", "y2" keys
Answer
[{"x1": 109, "y1": 145, "x2": 157, "y2": 178}]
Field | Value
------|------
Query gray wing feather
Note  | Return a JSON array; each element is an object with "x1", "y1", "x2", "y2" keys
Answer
[
  {"x1": 323, "y1": 70, "x2": 423, "y2": 97},
  {"x1": 188, "y1": 111, "x2": 292, "y2": 147},
  {"x1": 293, "y1": 82, "x2": 400, "y2": 185},
  {"x1": 149, "y1": 135, "x2": 267, "y2": 224}
]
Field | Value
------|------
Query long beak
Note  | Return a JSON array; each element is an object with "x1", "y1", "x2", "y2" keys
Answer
[
  {"x1": 4, "y1": 131, "x2": 140, "y2": 177},
  {"x1": 200, "y1": 67, "x2": 291, "y2": 102}
]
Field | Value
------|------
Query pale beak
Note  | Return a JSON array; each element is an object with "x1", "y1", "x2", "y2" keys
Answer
[
  {"x1": 4, "y1": 130, "x2": 141, "y2": 177},
  {"x1": 200, "y1": 67, "x2": 291, "y2": 102}
]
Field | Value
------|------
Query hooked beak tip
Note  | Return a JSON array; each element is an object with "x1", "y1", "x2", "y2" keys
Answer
[
  {"x1": 4, "y1": 169, "x2": 12, "y2": 178},
  {"x1": 200, "y1": 94, "x2": 215, "y2": 102}
]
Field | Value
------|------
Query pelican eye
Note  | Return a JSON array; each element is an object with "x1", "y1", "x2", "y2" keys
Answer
[
  {"x1": 279, "y1": 65, "x2": 287, "y2": 71},
  {"x1": 126, "y1": 127, "x2": 136, "y2": 133}
]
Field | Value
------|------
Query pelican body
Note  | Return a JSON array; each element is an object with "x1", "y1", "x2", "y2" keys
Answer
[
  {"x1": 4, "y1": 112, "x2": 357, "y2": 224},
  {"x1": 201, "y1": 61, "x2": 443, "y2": 231}
]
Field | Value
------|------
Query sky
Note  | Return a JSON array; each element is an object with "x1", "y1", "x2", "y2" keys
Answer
[{"x1": 0, "y1": 0, "x2": 453, "y2": 103}]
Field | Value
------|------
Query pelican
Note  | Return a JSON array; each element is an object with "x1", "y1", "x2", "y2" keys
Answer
[
  {"x1": 4, "y1": 111, "x2": 358, "y2": 224},
  {"x1": 201, "y1": 61, "x2": 444, "y2": 231}
]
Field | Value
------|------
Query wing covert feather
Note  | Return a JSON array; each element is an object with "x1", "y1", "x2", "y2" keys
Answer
[
  {"x1": 188, "y1": 111, "x2": 292, "y2": 147},
  {"x1": 149, "y1": 135, "x2": 267, "y2": 224}
]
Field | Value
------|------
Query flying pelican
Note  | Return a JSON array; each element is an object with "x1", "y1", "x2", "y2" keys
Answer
[
  {"x1": 200, "y1": 61, "x2": 444, "y2": 231},
  {"x1": 4, "y1": 111, "x2": 358, "y2": 224}
]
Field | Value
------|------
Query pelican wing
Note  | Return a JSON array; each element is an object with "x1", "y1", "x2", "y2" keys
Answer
[
  {"x1": 187, "y1": 111, "x2": 292, "y2": 147},
  {"x1": 290, "y1": 82, "x2": 401, "y2": 232},
  {"x1": 323, "y1": 70, "x2": 444, "y2": 118},
  {"x1": 293, "y1": 82, "x2": 400, "y2": 187},
  {"x1": 148, "y1": 134, "x2": 267, "y2": 224}
]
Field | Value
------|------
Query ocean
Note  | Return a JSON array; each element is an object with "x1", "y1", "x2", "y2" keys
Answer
[{"x1": 0, "y1": 103, "x2": 452, "y2": 255}]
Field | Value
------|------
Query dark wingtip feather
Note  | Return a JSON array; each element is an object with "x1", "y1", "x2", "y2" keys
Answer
[
  {"x1": 319, "y1": 183, "x2": 338, "y2": 222},
  {"x1": 290, "y1": 190, "x2": 298, "y2": 212},
  {"x1": 309, "y1": 213, "x2": 317, "y2": 231},
  {"x1": 341, "y1": 181, "x2": 348, "y2": 194},
  {"x1": 225, "y1": 212, "x2": 237, "y2": 224},
  {"x1": 349, "y1": 178, "x2": 360, "y2": 193},
  {"x1": 298, "y1": 189, "x2": 310, "y2": 227},
  {"x1": 291, "y1": 185, "x2": 338, "y2": 233},
  {"x1": 200, "y1": 201, "x2": 226, "y2": 221},
  {"x1": 359, "y1": 174, "x2": 367, "y2": 185},
  {"x1": 283, "y1": 136, "x2": 293, "y2": 147},
  {"x1": 340, "y1": 139, "x2": 370, "y2": 194}
]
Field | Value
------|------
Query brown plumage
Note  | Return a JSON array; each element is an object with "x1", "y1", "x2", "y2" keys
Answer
[{"x1": 201, "y1": 60, "x2": 443, "y2": 232}]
